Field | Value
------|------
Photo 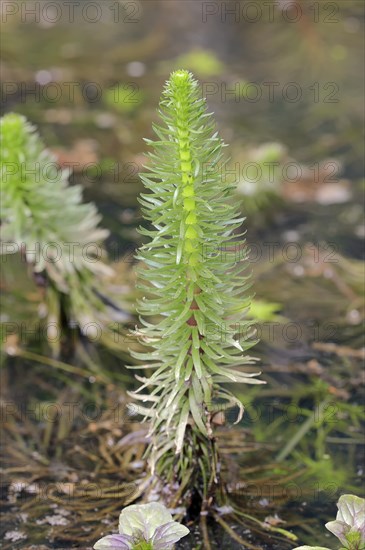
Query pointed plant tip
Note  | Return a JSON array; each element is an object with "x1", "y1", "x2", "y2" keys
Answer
[{"x1": 171, "y1": 68, "x2": 192, "y2": 80}]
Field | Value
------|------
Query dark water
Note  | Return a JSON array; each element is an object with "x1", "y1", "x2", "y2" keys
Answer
[{"x1": 1, "y1": 1, "x2": 364, "y2": 548}]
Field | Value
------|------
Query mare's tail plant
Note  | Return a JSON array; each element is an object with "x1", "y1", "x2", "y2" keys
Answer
[
  {"x1": 0, "y1": 113, "x2": 129, "y2": 354},
  {"x1": 131, "y1": 70, "x2": 264, "y2": 504}
]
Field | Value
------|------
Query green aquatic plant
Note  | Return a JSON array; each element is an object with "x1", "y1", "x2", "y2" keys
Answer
[
  {"x1": 168, "y1": 48, "x2": 224, "y2": 76},
  {"x1": 130, "y1": 70, "x2": 264, "y2": 500},
  {"x1": 294, "y1": 494, "x2": 365, "y2": 550},
  {"x1": 0, "y1": 113, "x2": 128, "y2": 353},
  {"x1": 248, "y1": 299, "x2": 283, "y2": 322},
  {"x1": 94, "y1": 502, "x2": 189, "y2": 550},
  {"x1": 235, "y1": 142, "x2": 286, "y2": 215},
  {"x1": 105, "y1": 83, "x2": 144, "y2": 113}
]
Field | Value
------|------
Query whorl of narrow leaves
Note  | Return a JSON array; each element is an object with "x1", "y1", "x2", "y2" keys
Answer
[
  {"x1": 0, "y1": 113, "x2": 116, "y2": 333},
  {"x1": 0, "y1": 113, "x2": 109, "y2": 275},
  {"x1": 131, "y1": 71, "x2": 264, "y2": 484}
]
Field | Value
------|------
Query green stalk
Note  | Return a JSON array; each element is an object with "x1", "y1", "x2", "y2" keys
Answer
[{"x1": 130, "y1": 70, "x2": 264, "y2": 496}]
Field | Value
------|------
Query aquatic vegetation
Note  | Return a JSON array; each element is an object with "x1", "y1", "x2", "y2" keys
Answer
[
  {"x1": 0, "y1": 113, "x2": 128, "y2": 353},
  {"x1": 242, "y1": 374, "x2": 364, "y2": 492},
  {"x1": 105, "y1": 83, "x2": 144, "y2": 114},
  {"x1": 169, "y1": 48, "x2": 224, "y2": 76},
  {"x1": 94, "y1": 503, "x2": 189, "y2": 550},
  {"x1": 235, "y1": 142, "x2": 286, "y2": 215},
  {"x1": 249, "y1": 299, "x2": 283, "y2": 322},
  {"x1": 1, "y1": 3, "x2": 364, "y2": 549},
  {"x1": 130, "y1": 69, "x2": 264, "y2": 499},
  {"x1": 294, "y1": 494, "x2": 365, "y2": 550}
]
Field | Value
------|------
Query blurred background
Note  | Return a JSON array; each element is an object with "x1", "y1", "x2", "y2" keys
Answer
[
  {"x1": 1, "y1": 1, "x2": 364, "y2": 548},
  {"x1": 1, "y1": 0, "x2": 364, "y2": 252}
]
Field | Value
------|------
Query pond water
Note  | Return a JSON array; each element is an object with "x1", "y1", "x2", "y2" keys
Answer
[{"x1": 1, "y1": 1, "x2": 364, "y2": 548}]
